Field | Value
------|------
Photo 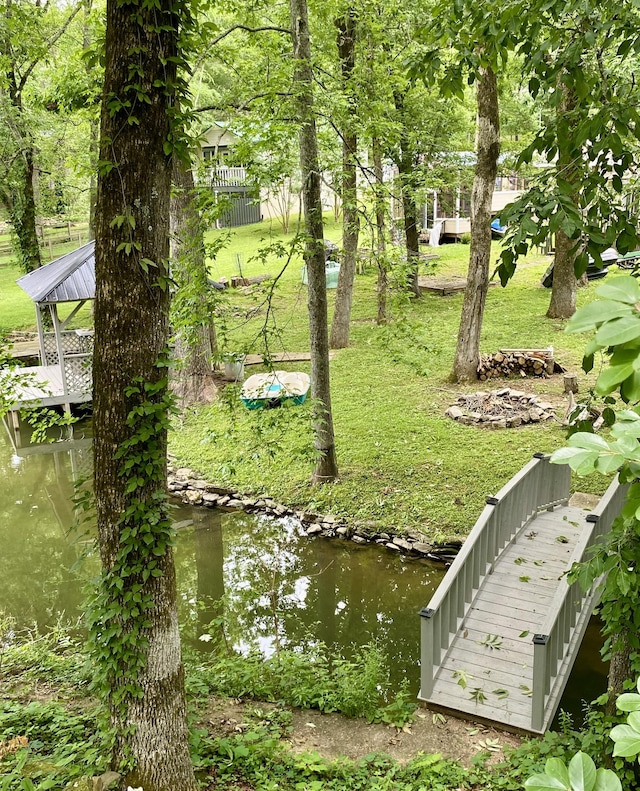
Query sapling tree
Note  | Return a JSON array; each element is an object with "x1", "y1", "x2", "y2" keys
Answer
[
  {"x1": 497, "y1": 0, "x2": 640, "y2": 317},
  {"x1": 290, "y1": 0, "x2": 338, "y2": 482},
  {"x1": 551, "y1": 275, "x2": 640, "y2": 706}
]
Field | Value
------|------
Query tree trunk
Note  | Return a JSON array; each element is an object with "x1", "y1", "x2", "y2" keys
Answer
[
  {"x1": 393, "y1": 92, "x2": 421, "y2": 297},
  {"x1": 171, "y1": 158, "x2": 217, "y2": 409},
  {"x1": 547, "y1": 78, "x2": 579, "y2": 319},
  {"x1": 373, "y1": 137, "x2": 387, "y2": 325},
  {"x1": 9, "y1": 145, "x2": 42, "y2": 272},
  {"x1": 451, "y1": 65, "x2": 500, "y2": 382},
  {"x1": 93, "y1": 0, "x2": 197, "y2": 787},
  {"x1": 330, "y1": 10, "x2": 359, "y2": 349},
  {"x1": 605, "y1": 632, "x2": 632, "y2": 717},
  {"x1": 290, "y1": 0, "x2": 338, "y2": 483},
  {"x1": 3, "y1": 17, "x2": 42, "y2": 274}
]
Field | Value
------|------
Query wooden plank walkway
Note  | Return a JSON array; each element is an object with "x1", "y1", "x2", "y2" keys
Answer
[
  {"x1": 7, "y1": 339, "x2": 40, "y2": 361},
  {"x1": 244, "y1": 351, "x2": 335, "y2": 366},
  {"x1": 424, "y1": 503, "x2": 589, "y2": 732}
]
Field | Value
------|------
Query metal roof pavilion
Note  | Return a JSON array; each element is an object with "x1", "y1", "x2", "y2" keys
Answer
[
  {"x1": 12, "y1": 243, "x2": 95, "y2": 406},
  {"x1": 16, "y1": 241, "x2": 95, "y2": 305}
]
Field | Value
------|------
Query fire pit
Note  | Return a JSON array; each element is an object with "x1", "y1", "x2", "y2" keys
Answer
[{"x1": 445, "y1": 388, "x2": 556, "y2": 429}]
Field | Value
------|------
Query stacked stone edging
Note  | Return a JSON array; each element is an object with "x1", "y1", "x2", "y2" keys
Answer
[{"x1": 168, "y1": 464, "x2": 458, "y2": 562}]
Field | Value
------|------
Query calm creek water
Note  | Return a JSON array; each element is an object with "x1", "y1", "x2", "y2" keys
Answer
[{"x1": 0, "y1": 421, "x2": 608, "y2": 722}]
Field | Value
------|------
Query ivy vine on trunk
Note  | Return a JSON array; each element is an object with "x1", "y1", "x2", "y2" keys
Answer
[{"x1": 92, "y1": 0, "x2": 197, "y2": 787}]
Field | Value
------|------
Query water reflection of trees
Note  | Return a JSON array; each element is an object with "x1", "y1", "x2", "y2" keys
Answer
[
  {"x1": 0, "y1": 432, "x2": 95, "y2": 630},
  {"x1": 173, "y1": 507, "x2": 444, "y2": 694},
  {"x1": 0, "y1": 419, "x2": 444, "y2": 694}
]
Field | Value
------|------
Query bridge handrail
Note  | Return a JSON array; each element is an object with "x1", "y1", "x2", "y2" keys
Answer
[
  {"x1": 420, "y1": 454, "x2": 571, "y2": 699},
  {"x1": 531, "y1": 475, "x2": 627, "y2": 731}
]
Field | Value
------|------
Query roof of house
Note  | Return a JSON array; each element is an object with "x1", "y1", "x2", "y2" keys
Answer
[{"x1": 16, "y1": 241, "x2": 96, "y2": 304}]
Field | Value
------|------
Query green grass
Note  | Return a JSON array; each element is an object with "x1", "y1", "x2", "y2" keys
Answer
[
  {"x1": 170, "y1": 218, "x2": 612, "y2": 540},
  {"x1": 0, "y1": 215, "x2": 612, "y2": 538},
  {"x1": 0, "y1": 233, "x2": 92, "y2": 334}
]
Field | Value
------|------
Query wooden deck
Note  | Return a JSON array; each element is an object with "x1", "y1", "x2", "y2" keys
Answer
[
  {"x1": 423, "y1": 503, "x2": 589, "y2": 732},
  {"x1": 1, "y1": 364, "x2": 92, "y2": 410}
]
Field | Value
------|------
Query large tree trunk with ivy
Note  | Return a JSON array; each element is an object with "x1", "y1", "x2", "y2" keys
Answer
[
  {"x1": 290, "y1": 0, "x2": 338, "y2": 483},
  {"x1": 9, "y1": 148, "x2": 42, "y2": 273},
  {"x1": 451, "y1": 65, "x2": 500, "y2": 382},
  {"x1": 330, "y1": 10, "x2": 359, "y2": 349},
  {"x1": 92, "y1": 0, "x2": 197, "y2": 788},
  {"x1": 171, "y1": 158, "x2": 217, "y2": 409},
  {"x1": 373, "y1": 137, "x2": 387, "y2": 325},
  {"x1": 547, "y1": 78, "x2": 579, "y2": 319}
]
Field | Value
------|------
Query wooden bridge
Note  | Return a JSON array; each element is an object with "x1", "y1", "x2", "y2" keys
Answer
[{"x1": 419, "y1": 454, "x2": 626, "y2": 733}]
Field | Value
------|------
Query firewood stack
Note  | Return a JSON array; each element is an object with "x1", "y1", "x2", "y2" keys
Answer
[{"x1": 477, "y1": 348, "x2": 556, "y2": 381}]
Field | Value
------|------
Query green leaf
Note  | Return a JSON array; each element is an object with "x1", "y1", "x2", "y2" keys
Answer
[
  {"x1": 524, "y1": 773, "x2": 568, "y2": 791},
  {"x1": 595, "y1": 453, "x2": 625, "y2": 475},
  {"x1": 567, "y1": 300, "x2": 633, "y2": 333},
  {"x1": 568, "y1": 751, "x2": 597, "y2": 791},
  {"x1": 568, "y1": 433, "x2": 611, "y2": 451},
  {"x1": 545, "y1": 757, "x2": 570, "y2": 786},
  {"x1": 596, "y1": 363, "x2": 635, "y2": 394},
  {"x1": 610, "y1": 723, "x2": 640, "y2": 757},
  {"x1": 596, "y1": 317, "x2": 640, "y2": 347},
  {"x1": 593, "y1": 768, "x2": 622, "y2": 791},
  {"x1": 596, "y1": 276, "x2": 640, "y2": 304}
]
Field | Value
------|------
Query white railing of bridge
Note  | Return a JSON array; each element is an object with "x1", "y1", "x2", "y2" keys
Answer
[
  {"x1": 419, "y1": 454, "x2": 571, "y2": 700},
  {"x1": 531, "y1": 475, "x2": 627, "y2": 731}
]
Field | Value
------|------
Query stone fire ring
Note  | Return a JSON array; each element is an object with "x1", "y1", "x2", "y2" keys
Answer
[{"x1": 445, "y1": 388, "x2": 556, "y2": 429}]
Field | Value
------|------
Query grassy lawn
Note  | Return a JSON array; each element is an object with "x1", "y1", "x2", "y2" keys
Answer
[
  {"x1": 0, "y1": 215, "x2": 613, "y2": 539},
  {"x1": 169, "y1": 217, "x2": 612, "y2": 541},
  {"x1": 0, "y1": 231, "x2": 92, "y2": 334}
]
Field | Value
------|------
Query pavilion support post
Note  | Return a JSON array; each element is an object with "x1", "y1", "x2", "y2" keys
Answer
[
  {"x1": 35, "y1": 304, "x2": 47, "y2": 365},
  {"x1": 50, "y1": 304, "x2": 68, "y2": 397}
]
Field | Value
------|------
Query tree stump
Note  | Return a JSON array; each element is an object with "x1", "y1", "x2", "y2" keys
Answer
[{"x1": 563, "y1": 374, "x2": 578, "y2": 394}]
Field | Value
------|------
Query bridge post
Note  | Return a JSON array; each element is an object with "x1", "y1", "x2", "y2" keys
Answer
[
  {"x1": 532, "y1": 634, "x2": 549, "y2": 732},
  {"x1": 419, "y1": 607, "x2": 436, "y2": 698}
]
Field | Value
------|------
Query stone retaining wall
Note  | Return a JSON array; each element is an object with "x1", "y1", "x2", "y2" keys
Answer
[{"x1": 168, "y1": 464, "x2": 458, "y2": 563}]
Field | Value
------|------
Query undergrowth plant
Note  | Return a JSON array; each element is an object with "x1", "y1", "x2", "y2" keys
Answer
[{"x1": 185, "y1": 638, "x2": 415, "y2": 726}]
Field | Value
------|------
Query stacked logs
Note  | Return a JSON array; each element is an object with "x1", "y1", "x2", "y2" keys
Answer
[{"x1": 477, "y1": 348, "x2": 555, "y2": 381}]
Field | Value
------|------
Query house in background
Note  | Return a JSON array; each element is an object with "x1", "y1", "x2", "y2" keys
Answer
[
  {"x1": 197, "y1": 123, "x2": 338, "y2": 230},
  {"x1": 423, "y1": 173, "x2": 529, "y2": 242},
  {"x1": 197, "y1": 124, "x2": 261, "y2": 228}
]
